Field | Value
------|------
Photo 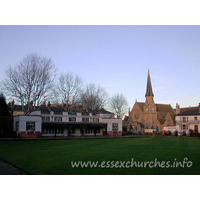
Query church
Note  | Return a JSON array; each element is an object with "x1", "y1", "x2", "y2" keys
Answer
[{"x1": 126, "y1": 70, "x2": 176, "y2": 132}]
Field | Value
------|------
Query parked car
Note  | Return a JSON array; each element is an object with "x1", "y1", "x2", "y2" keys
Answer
[
  {"x1": 130, "y1": 130, "x2": 139, "y2": 135},
  {"x1": 178, "y1": 131, "x2": 183, "y2": 136}
]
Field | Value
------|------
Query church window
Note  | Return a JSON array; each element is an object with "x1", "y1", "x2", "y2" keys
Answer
[{"x1": 135, "y1": 114, "x2": 139, "y2": 120}]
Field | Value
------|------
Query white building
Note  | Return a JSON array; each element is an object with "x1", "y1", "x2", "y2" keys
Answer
[
  {"x1": 13, "y1": 106, "x2": 122, "y2": 138},
  {"x1": 175, "y1": 104, "x2": 200, "y2": 135}
]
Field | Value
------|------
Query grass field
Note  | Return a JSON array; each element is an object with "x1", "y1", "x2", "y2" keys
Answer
[{"x1": 0, "y1": 137, "x2": 199, "y2": 175}]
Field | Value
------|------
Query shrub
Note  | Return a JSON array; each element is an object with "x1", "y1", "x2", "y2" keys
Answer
[
  {"x1": 125, "y1": 131, "x2": 131, "y2": 135},
  {"x1": 164, "y1": 131, "x2": 172, "y2": 136}
]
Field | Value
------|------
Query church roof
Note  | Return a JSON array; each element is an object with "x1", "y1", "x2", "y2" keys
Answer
[
  {"x1": 145, "y1": 70, "x2": 154, "y2": 97},
  {"x1": 156, "y1": 104, "x2": 175, "y2": 113},
  {"x1": 156, "y1": 104, "x2": 176, "y2": 124},
  {"x1": 136, "y1": 102, "x2": 145, "y2": 111},
  {"x1": 136, "y1": 102, "x2": 175, "y2": 114}
]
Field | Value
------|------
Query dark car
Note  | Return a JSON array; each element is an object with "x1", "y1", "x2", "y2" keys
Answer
[{"x1": 130, "y1": 130, "x2": 139, "y2": 135}]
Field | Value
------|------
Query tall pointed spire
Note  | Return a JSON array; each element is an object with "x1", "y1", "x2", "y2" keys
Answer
[{"x1": 145, "y1": 70, "x2": 154, "y2": 97}]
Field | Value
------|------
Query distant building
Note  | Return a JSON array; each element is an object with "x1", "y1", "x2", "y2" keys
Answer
[
  {"x1": 175, "y1": 103, "x2": 200, "y2": 135},
  {"x1": 126, "y1": 70, "x2": 176, "y2": 132}
]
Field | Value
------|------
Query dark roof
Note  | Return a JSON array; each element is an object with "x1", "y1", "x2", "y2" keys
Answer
[
  {"x1": 179, "y1": 106, "x2": 198, "y2": 114},
  {"x1": 42, "y1": 122, "x2": 107, "y2": 128},
  {"x1": 50, "y1": 106, "x2": 65, "y2": 112},
  {"x1": 145, "y1": 70, "x2": 154, "y2": 97},
  {"x1": 39, "y1": 105, "x2": 50, "y2": 113},
  {"x1": 8, "y1": 105, "x2": 24, "y2": 111},
  {"x1": 176, "y1": 108, "x2": 200, "y2": 116},
  {"x1": 98, "y1": 108, "x2": 114, "y2": 114}
]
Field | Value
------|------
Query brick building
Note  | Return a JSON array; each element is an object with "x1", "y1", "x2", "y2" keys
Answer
[{"x1": 126, "y1": 70, "x2": 176, "y2": 132}]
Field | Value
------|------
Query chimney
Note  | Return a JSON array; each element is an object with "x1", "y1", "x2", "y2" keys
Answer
[
  {"x1": 63, "y1": 103, "x2": 67, "y2": 111},
  {"x1": 11, "y1": 99, "x2": 15, "y2": 109},
  {"x1": 176, "y1": 103, "x2": 180, "y2": 114},
  {"x1": 42, "y1": 99, "x2": 46, "y2": 106},
  {"x1": 47, "y1": 101, "x2": 51, "y2": 111},
  {"x1": 30, "y1": 101, "x2": 33, "y2": 111}
]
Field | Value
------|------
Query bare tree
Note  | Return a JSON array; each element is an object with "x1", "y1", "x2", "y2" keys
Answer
[
  {"x1": 81, "y1": 83, "x2": 108, "y2": 114},
  {"x1": 109, "y1": 93, "x2": 128, "y2": 118},
  {"x1": 1, "y1": 53, "x2": 57, "y2": 112},
  {"x1": 57, "y1": 71, "x2": 83, "y2": 109}
]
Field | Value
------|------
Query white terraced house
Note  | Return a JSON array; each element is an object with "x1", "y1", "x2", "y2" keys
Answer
[
  {"x1": 12, "y1": 104, "x2": 122, "y2": 139},
  {"x1": 175, "y1": 103, "x2": 200, "y2": 135}
]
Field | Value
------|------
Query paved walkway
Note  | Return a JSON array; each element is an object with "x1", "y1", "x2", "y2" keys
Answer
[{"x1": 0, "y1": 160, "x2": 20, "y2": 175}]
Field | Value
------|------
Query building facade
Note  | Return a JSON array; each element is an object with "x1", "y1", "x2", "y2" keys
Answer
[
  {"x1": 175, "y1": 104, "x2": 200, "y2": 135},
  {"x1": 127, "y1": 70, "x2": 176, "y2": 132},
  {"x1": 13, "y1": 105, "x2": 122, "y2": 138}
]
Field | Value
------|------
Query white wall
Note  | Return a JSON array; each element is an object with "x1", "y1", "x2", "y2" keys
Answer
[
  {"x1": 14, "y1": 115, "x2": 42, "y2": 132},
  {"x1": 175, "y1": 115, "x2": 200, "y2": 134},
  {"x1": 102, "y1": 118, "x2": 122, "y2": 132}
]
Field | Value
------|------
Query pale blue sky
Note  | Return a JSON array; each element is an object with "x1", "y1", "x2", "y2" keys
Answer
[{"x1": 0, "y1": 25, "x2": 200, "y2": 109}]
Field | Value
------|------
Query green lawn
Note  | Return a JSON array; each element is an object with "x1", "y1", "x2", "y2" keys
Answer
[{"x1": 0, "y1": 137, "x2": 199, "y2": 175}]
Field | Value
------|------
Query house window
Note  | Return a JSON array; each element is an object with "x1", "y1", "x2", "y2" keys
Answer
[
  {"x1": 42, "y1": 116, "x2": 50, "y2": 122},
  {"x1": 112, "y1": 123, "x2": 118, "y2": 132},
  {"x1": 54, "y1": 111, "x2": 62, "y2": 115},
  {"x1": 69, "y1": 117, "x2": 76, "y2": 122},
  {"x1": 26, "y1": 122, "x2": 35, "y2": 132},
  {"x1": 194, "y1": 117, "x2": 197, "y2": 120},
  {"x1": 94, "y1": 128, "x2": 100, "y2": 134},
  {"x1": 54, "y1": 117, "x2": 62, "y2": 122},
  {"x1": 93, "y1": 118, "x2": 99, "y2": 123},
  {"x1": 56, "y1": 127, "x2": 64, "y2": 134},
  {"x1": 182, "y1": 124, "x2": 188, "y2": 130},
  {"x1": 69, "y1": 128, "x2": 75, "y2": 134},
  {"x1": 182, "y1": 117, "x2": 188, "y2": 122},
  {"x1": 82, "y1": 118, "x2": 89, "y2": 122},
  {"x1": 135, "y1": 114, "x2": 139, "y2": 120},
  {"x1": 85, "y1": 128, "x2": 92, "y2": 134}
]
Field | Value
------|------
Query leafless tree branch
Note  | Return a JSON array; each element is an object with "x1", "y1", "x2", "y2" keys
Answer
[
  {"x1": 109, "y1": 93, "x2": 128, "y2": 118},
  {"x1": 1, "y1": 53, "x2": 57, "y2": 112}
]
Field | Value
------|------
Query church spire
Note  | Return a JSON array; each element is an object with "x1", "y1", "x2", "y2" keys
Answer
[{"x1": 145, "y1": 70, "x2": 154, "y2": 97}]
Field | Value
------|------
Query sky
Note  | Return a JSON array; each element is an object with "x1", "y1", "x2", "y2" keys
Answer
[{"x1": 0, "y1": 25, "x2": 200, "y2": 109}]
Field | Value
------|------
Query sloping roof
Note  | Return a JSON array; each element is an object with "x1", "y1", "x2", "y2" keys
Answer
[
  {"x1": 50, "y1": 106, "x2": 65, "y2": 112},
  {"x1": 38, "y1": 105, "x2": 49, "y2": 113},
  {"x1": 8, "y1": 105, "x2": 24, "y2": 111},
  {"x1": 156, "y1": 104, "x2": 175, "y2": 113},
  {"x1": 179, "y1": 106, "x2": 198, "y2": 114},
  {"x1": 135, "y1": 102, "x2": 175, "y2": 114},
  {"x1": 176, "y1": 108, "x2": 200, "y2": 116},
  {"x1": 98, "y1": 108, "x2": 114, "y2": 114},
  {"x1": 136, "y1": 102, "x2": 145, "y2": 111},
  {"x1": 156, "y1": 104, "x2": 175, "y2": 124}
]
